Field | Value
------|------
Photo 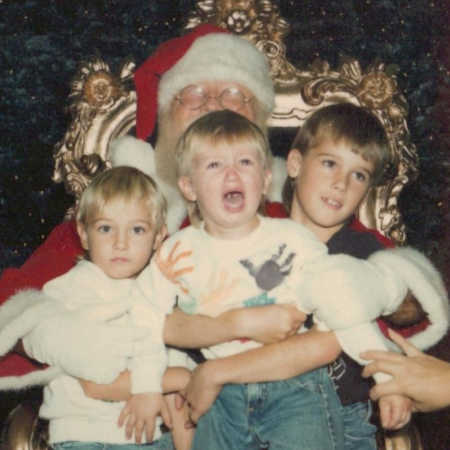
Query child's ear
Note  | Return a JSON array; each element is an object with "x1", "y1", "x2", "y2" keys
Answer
[
  {"x1": 286, "y1": 149, "x2": 302, "y2": 178},
  {"x1": 76, "y1": 222, "x2": 89, "y2": 250},
  {"x1": 153, "y1": 224, "x2": 168, "y2": 251},
  {"x1": 262, "y1": 169, "x2": 272, "y2": 195},
  {"x1": 178, "y1": 176, "x2": 197, "y2": 202}
]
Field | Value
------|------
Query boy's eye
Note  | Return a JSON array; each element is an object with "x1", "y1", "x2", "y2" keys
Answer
[
  {"x1": 322, "y1": 159, "x2": 336, "y2": 168},
  {"x1": 133, "y1": 226, "x2": 147, "y2": 234},
  {"x1": 239, "y1": 157, "x2": 253, "y2": 166},
  {"x1": 353, "y1": 171, "x2": 368, "y2": 182},
  {"x1": 97, "y1": 225, "x2": 111, "y2": 233}
]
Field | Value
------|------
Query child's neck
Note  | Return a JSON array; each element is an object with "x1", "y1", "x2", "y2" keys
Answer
[
  {"x1": 313, "y1": 226, "x2": 340, "y2": 244},
  {"x1": 291, "y1": 215, "x2": 344, "y2": 244}
]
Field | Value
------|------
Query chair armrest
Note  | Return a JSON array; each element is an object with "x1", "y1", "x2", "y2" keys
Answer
[{"x1": 1, "y1": 399, "x2": 48, "y2": 450}]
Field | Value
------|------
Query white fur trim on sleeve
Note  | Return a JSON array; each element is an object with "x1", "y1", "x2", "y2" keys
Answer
[
  {"x1": 0, "y1": 366, "x2": 61, "y2": 391},
  {"x1": 369, "y1": 246, "x2": 449, "y2": 350},
  {"x1": 0, "y1": 289, "x2": 42, "y2": 331},
  {"x1": 0, "y1": 289, "x2": 52, "y2": 357},
  {"x1": 0, "y1": 289, "x2": 62, "y2": 390}
]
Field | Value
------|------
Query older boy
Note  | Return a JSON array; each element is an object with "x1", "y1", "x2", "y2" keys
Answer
[{"x1": 283, "y1": 103, "x2": 416, "y2": 448}]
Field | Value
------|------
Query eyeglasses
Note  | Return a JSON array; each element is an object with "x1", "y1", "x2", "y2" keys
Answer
[{"x1": 175, "y1": 85, "x2": 253, "y2": 111}]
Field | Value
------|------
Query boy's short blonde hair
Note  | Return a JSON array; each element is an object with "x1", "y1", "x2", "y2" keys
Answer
[
  {"x1": 283, "y1": 102, "x2": 391, "y2": 211},
  {"x1": 76, "y1": 166, "x2": 167, "y2": 230},
  {"x1": 174, "y1": 110, "x2": 272, "y2": 226},
  {"x1": 175, "y1": 109, "x2": 272, "y2": 178}
]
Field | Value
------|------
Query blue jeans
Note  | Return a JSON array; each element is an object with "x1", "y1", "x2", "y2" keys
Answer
[
  {"x1": 192, "y1": 367, "x2": 344, "y2": 449},
  {"x1": 342, "y1": 401, "x2": 377, "y2": 450},
  {"x1": 51, "y1": 433, "x2": 174, "y2": 450}
]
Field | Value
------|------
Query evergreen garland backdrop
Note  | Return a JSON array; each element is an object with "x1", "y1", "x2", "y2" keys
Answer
[{"x1": 1, "y1": 0, "x2": 449, "y2": 275}]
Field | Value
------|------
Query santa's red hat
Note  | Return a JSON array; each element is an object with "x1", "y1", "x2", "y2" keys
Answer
[{"x1": 134, "y1": 24, "x2": 275, "y2": 141}]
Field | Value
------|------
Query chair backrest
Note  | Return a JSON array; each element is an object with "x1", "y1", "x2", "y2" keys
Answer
[{"x1": 52, "y1": 0, "x2": 419, "y2": 245}]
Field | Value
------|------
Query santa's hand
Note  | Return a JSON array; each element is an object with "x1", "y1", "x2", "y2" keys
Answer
[{"x1": 23, "y1": 309, "x2": 149, "y2": 383}]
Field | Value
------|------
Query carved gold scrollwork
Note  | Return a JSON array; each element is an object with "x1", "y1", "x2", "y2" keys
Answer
[{"x1": 53, "y1": 58, "x2": 136, "y2": 219}]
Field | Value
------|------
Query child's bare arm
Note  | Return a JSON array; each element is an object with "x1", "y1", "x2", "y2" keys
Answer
[
  {"x1": 80, "y1": 367, "x2": 190, "y2": 402},
  {"x1": 164, "y1": 304, "x2": 306, "y2": 348},
  {"x1": 228, "y1": 304, "x2": 307, "y2": 343},
  {"x1": 80, "y1": 370, "x2": 131, "y2": 402},
  {"x1": 162, "y1": 366, "x2": 191, "y2": 393},
  {"x1": 198, "y1": 328, "x2": 339, "y2": 383},
  {"x1": 181, "y1": 328, "x2": 340, "y2": 423},
  {"x1": 165, "y1": 392, "x2": 195, "y2": 450}
]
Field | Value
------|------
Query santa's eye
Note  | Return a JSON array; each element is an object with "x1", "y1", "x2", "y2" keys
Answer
[{"x1": 206, "y1": 160, "x2": 220, "y2": 169}]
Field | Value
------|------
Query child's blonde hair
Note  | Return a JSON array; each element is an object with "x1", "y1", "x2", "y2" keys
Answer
[
  {"x1": 76, "y1": 166, "x2": 167, "y2": 230},
  {"x1": 283, "y1": 102, "x2": 391, "y2": 213},
  {"x1": 175, "y1": 110, "x2": 272, "y2": 226}
]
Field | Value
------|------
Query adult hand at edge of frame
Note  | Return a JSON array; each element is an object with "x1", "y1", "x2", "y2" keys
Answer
[{"x1": 361, "y1": 328, "x2": 450, "y2": 412}]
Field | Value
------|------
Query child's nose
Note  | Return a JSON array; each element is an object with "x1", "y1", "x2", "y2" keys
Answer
[
  {"x1": 333, "y1": 174, "x2": 348, "y2": 191},
  {"x1": 224, "y1": 164, "x2": 239, "y2": 178},
  {"x1": 114, "y1": 231, "x2": 128, "y2": 249}
]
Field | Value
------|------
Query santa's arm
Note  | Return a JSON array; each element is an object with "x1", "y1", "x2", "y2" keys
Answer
[
  {"x1": 368, "y1": 247, "x2": 449, "y2": 350},
  {"x1": 0, "y1": 221, "x2": 82, "y2": 306},
  {"x1": 0, "y1": 290, "x2": 63, "y2": 389}
]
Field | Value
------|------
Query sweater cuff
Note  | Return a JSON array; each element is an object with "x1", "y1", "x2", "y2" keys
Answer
[
  {"x1": 130, "y1": 366, "x2": 163, "y2": 394},
  {"x1": 129, "y1": 348, "x2": 167, "y2": 394}
]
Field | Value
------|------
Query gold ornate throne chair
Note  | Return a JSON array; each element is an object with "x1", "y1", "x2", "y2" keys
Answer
[{"x1": 1, "y1": 1, "x2": 423, "y2": 449}]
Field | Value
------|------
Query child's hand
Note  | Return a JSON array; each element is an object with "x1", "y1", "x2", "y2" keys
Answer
[
  {"x1": 226, "y1": 304, "x2": 306, "y2": 344},
  {"x1": 175, "y1": 360, "x2": 223, "y2": 426},
  {"x1": 164, "y1": 393, "x2": 195, "y2": 450},
  {"x1": 118, "y1": 392, "x2": 170, "y2": 444},
  {"x1": 378, "y1": 394, "x2": 412, "y2": 430}
]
